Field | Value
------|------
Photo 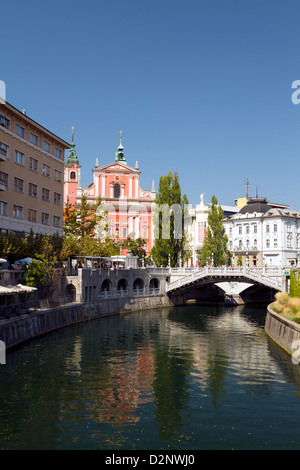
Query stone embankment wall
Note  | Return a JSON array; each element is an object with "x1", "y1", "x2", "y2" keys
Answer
[
  {"x1": 265, "y1": 305, "x2": 300, "y2": 358},
  {"x1": 0, "y1": 294, "x2": 173, "y2": 350}
]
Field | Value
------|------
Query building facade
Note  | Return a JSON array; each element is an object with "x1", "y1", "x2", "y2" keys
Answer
[
  {"x1": 223, "y1": 197, "x2": 300, "y2": 268},
  {"x1": 64, "y1": 132, "x2": 156, "y2": 253},
  {"x1": 0, "y1": 98, "x2": 69, "y2": 236}
]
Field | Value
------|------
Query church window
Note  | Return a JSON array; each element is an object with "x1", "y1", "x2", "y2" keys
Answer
[
  {"x1": 70, "y1": 171, "x2": 76, "y2": 180},
  {"x1": 114, "y1": 183, "x2": 120, "y2": 198}
]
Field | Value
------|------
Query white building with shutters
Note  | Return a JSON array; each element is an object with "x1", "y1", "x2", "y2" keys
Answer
[{"x1": 223, "y1": 197, "x2": 300, "y2": 268}]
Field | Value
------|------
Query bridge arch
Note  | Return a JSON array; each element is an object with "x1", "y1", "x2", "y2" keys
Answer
[
  {"x1": 101, "y1": 279, "x2": 112, "y2": 292},
  {"x1": 166, "y1": 267, "x2": 283, "y2": 305},
  {"x1": 133, "y1": 278, "x2": 144, "y2": 294},
  {"x1": 117, "y1": 278, "x2": 128, "y2": 291},
  {"x1": 66, "y1": 283, "x2": 76, "y2": 302},
  {"x1": 149, "y1": 277, "x2": 160, "y2": 293}
]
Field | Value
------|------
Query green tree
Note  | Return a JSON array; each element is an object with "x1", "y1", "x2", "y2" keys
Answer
[
  {"x1": 123, "y1": 236, "x2": 147, "y2": 261},
  {"x1": 24, "y1": 254, "x2": 59, "y2": 299},
  {"x1": 62, "y1": 196, "x2": 112, "y2": 259},
  {"x1": 290, "y1": 270, "x2": 300, "y2": 298},
  {"x1": 63, "y1": 198, "x2": 79, "y2": 237},
  {"x1": 0, "y1": 231, "x2": 27, "y2": 262},
  {"x1": 200, "y1": 195, "x2": 230, "y2": 266},
  {"x1": 64, "y1": 195, "x2": 102, "y2": 238},
  {"x1": 295, "y1": 270, "x2": 300, "y2": 298},
  {"x1": 290, "y1": 270, "x2": 295, "y2": 297},
  {"x1": 151, "y1": 171, "x2": 188, "y2": 267}
]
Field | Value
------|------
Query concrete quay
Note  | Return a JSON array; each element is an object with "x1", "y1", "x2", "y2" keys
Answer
[
  {"x1": 0, "y1": 266, "x2": 173, "y2": 350},
  {"x1": 0, "y1": 293, "x2": 173, "y2": 350},
  {"x1": 265, "y1": 305, "x2": 300, "y2": 360}
]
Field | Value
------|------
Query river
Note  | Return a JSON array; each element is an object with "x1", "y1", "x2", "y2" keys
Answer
[{"x1": 0, "y1": 303, "x2": 300, "y2": 450}]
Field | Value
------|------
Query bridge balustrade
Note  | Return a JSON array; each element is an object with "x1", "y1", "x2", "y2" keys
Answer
[
  {"x1": 165, "y1": 266, "x2": 285, "y2": 293},
  {"x1": 133, "y1": 288, "x2": 145, "y2": 297},
  {"x1": 99, "y1": 287, "x2": 162, "y2": 300}
]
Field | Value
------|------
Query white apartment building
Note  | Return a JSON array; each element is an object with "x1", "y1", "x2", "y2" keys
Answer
[{"x1": 223, "y1": 197, "x2": 300, "y2": 268}]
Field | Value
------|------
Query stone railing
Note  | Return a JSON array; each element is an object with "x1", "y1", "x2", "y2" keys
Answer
[{"x1": 100, "y1": 287, "x2": 160, "y2": 300}]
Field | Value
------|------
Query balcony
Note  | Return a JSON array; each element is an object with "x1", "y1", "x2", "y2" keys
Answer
[{"x1": 234, "y1": 245, "x2": 258, "y2": 254}]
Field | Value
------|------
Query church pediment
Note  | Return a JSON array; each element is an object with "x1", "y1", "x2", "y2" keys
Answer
[{"x1": 93, "y1": 162, "x2": 140, "y2": 174}]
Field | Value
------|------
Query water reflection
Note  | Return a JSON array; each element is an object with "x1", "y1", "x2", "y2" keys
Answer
[{"x1": 1, "y1": 305, "x2": 300, "y2": 449}]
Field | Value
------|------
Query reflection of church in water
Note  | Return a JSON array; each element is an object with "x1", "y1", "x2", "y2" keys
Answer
[{"x1": 64, "y1": 131, "x2": 156, "y2": 253}]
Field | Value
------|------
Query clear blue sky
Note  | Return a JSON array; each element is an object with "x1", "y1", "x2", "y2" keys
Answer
[{"x1": 1, "y1": 0, "x2": 300, "y2": 209}]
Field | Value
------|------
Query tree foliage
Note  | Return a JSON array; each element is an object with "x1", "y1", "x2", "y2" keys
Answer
[
  {"x1": 151, "y1": 171, "x2": 188, "y2": 267},
  {"x1": 64, "y1": 195, "x2": 102, "y2": 238},
  {"x1": 200, "y1": 195, "x2": 231, "y2": 266},
  {"x1": 0, "y1": 230, "x2": 63, "y2": 263},
  {"x1": 122, "y1": 236, "x2": 147, "y2": 261},
  {"x1": 290, "y1": 270, "x2": 300, "y2": 298},
  {"x1": 23, "y1": 254, "x2": 59, "y2": 299},
  {"x1": 0, "y1": 231, "x2": 27, "y2": 262},
  {"x1": 61, "y1": 196, "x2": 120, "y2": 258}
]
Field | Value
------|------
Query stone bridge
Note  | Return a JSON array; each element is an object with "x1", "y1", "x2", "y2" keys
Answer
[
  {"x1": 59, "y1": 265, "x2": 288, "y2": 307},
  {"x1": 165, "y1": 266, "x2": 288, "y2": 305}
]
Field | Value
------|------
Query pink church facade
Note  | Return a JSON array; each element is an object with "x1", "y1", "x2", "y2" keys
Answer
[{"x1": 64, "y1": 133, "x2": 156, "y2": 253}]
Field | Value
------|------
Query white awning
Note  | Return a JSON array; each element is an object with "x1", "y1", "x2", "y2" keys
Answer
[{"x1": 0, "y1": 284, "x2": 37, "y2": 295}]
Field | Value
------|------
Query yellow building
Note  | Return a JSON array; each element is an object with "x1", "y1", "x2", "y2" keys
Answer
[
  {"x1": 234, "y1": 196, "x2": 248, "y2": 208},
  {"x1": 0, "y1": 98, "x2": 69, "y2": 236}
]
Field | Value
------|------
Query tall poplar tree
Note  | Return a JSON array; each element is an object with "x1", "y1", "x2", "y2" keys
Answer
[
  {"x1": 151, "y1": 171, "x2": 188, "y2": 267},
  {"x1": 200, "y1": 195, "x2": 231, "y2": 266}
]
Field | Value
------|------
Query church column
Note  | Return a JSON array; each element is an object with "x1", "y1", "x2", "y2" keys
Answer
[
  {"x1": 64, "y1": 168, "x2": 68, "y2": 204},
  {"x1": 135, "y1": 216, "x2": 140, "y2": 238},
  {"x1": 129, "y1": 176, "x2": 133, "y2": 198},
  {"x1": 129, "y1": 216, "x2": 134, "y2": 235},
  {"x1": 95, "y1": 172, "x2": 99, "y2": 195},
  {"x1": 102, "y1": 175, "x2": 106, "y2": 197},
  {"x1": 121, "y1": 182, "x2": 125, "y2": 198}
]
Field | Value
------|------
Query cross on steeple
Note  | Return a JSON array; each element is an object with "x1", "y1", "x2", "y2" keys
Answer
[
  {"x1": 115, "y1": 130, "x2": 127, "y2": 164},
  {"x1": 66, "y1": 125, "x2": 79, "y2": 166}
]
